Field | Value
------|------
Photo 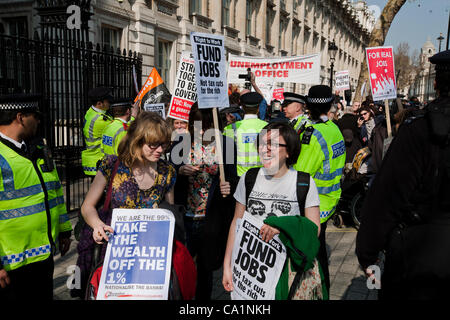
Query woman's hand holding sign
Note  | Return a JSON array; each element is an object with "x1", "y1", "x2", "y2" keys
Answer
[
  {"x1": 259, "y1": 224, "x2": 280, "y2": 242},
  {"x1": 93, "y1": 223, "x2": 114, "y2": 244}
]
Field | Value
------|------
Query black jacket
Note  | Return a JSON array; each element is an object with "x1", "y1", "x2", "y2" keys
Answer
[
  {"x1": 168, "y1": 134, "x2": 239, "y2": 271},
  {"x1": 356, "y1": 97, "x2": 450, "y2": 299}
]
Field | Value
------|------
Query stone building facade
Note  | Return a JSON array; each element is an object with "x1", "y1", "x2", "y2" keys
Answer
[
  {"x1": 0, "y1": 0, "x2": 375, "y2": 96},
  {"x1": 408, "y1": 38, "x2": 437, "y2": 103}
]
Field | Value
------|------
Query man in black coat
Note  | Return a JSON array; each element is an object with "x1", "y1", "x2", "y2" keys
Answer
[{"x1": 356, "y1": 49, "x2": 450, "y2": 299}]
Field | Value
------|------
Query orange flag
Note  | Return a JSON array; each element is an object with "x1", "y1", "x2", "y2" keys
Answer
[{"x1": 135, "y1": 68, "x2": 171, "y2": 108}]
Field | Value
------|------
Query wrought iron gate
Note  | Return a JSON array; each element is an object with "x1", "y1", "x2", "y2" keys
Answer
[{"x1": 0, "y1": 1, "x2": 142, "y2": 212}]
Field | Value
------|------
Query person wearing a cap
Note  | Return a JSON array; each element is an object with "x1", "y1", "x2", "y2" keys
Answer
[
  {"x1": 282, "y1": 92, "x2": 311, "y2": 133},
  {"x1": 293, "y1": 85, "x2": 346, "y2": 293},
  {"x1": 224, "y1": 91, "x2": 268, "y2": 176},
  {"x1": 82, "y1": 87, "x2": 114, "y2": 176},
  {"x1": 356, "y1": 50, "x2": 450, "y2": 300},
  {"x1": 0, "y1": 94, "x2": 72, "y2": 300},
  {"x1": 101, "y1": 98, "x2": 138, "y2": 157}
]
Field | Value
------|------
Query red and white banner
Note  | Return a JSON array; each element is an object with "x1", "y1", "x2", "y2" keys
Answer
[
  {"x1": 366, "y1": 46, "x2": 397, "y2": 101},
  {"x1": 167, "y1": 51, "x2": 197, "y2": 121},
  {"x1": 272, "y1": 88, "x2": 285, "y2": 101},
  {"x1": 227, "y1": 54, "x2": 321, "y2": 84}
]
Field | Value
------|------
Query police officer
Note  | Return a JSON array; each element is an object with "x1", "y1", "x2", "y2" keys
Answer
[
  {"x1": 82, "y1": 87, "x2": 114, "y2": 176},
  {"x1": 293, "y1": 85, "x2": 346, "y2": 292},
  {"x1": 101, "y1": 99, "x2": 137, "y2": 157},
  {"x1": 356, "y1": 50, "x2": 450, "y2": 300},
  {"x1": 0, "y1": 94, "x2": 72, "y2": 300},
  {"x1": 282, "y1": 92, "x2": 310, "y2": 132},
  {"x1": 224, "y1": 92, "x2": 268, "y2": 176}
]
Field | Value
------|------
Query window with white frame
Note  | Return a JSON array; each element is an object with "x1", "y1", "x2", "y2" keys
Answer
[
  {"x1": 190, "y1": 0, "x2": 202, "y2": 15},
  {"x1": 157, "y1": 40, "x2": 172, "y2": 87},
  {"x1": 246, "y1": 0, "x2": 253, "y2": 36},
  {"x1": 222, "y1": 0, "x2": 231, "y2": 26},
  {"x1": 101, "y1": 25, "x2": 122, "y2": 50}
]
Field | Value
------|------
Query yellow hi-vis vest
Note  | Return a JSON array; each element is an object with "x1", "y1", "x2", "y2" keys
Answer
[
  {"x1": 0, "y1": 141, "x2": 72, "y2": 271},
  {"x1": 82, "y1": 107, "x2": 113, "y2": 175},
  {"x1": 101, "y1": 118, "x2": 128, "y2": 157},
  {"x1": 294, "y1": 120, "x2": 346, "y2": 223},
  {"x1": 224, "y1": 117, "x2": 268, "y2": 177}
]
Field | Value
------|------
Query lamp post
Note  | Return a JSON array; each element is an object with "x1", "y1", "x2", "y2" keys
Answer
[
  {"x1": 438, "y1": 33, "x2": 445, "y2": 52},
  {"x1": 328, "y1": 39, "x2": 338, "y2": 91}
]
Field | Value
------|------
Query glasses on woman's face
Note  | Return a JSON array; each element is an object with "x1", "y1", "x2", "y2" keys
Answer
[
  {"x1": 360, "y1": 112, "x2": 369, "y2": 117},
  {"x1": 147, "y1": 142, "x2": 170, "y2": 151},
  {"x1": 258, "y1": 141, "x2": 288, "y2": 151}
]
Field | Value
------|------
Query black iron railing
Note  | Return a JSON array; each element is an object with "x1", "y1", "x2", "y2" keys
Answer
[{"x1": 0, "y1": 31, "x2": 142, "y2": 212}]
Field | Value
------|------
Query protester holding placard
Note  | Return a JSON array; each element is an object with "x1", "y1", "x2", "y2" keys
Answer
[
  {"x1": 222, "y1": 122, "x2": 327, "y2": 300},
  {"x1": 169, "y1": 102, "x2": 238, "y2": 300},
  {"x1": 78, "y1": 112, "x2": 177, "y2": 294}
]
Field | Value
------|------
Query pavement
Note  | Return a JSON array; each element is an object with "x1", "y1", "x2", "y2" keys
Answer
[{"x1": 53, "y1": 214, "x2": 379, "y2": 300}]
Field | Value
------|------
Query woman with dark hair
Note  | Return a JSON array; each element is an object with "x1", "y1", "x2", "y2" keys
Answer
[
  {"x1": 357, "y1": 105, "x2": 376, "y2": 146},
  {"x1": 169, "y1": 102, "x2": 239, "y2": 300},
  {"x1": 222, "y1": 122, "x2": 325, "y2": 299}
]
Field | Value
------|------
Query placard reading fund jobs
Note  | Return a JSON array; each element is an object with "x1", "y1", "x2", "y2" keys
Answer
[
  {"x1": 97, "y1": 209, "x2": 175, "y2": 300},
  {"x1": 190, "y1": 32, "x2": 229, "y2": 109}
]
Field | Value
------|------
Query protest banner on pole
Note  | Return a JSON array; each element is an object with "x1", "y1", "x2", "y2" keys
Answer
[
  {"x1": 97, "y1": 209, "x2": 175, "y2": 300},
  {"x1": 190, "y1": 32, "x2": 229, "y2": 110},
  {"x1": 134, "y1": 68, "x2": 172, "y2": 109},
  {"x1": 167, "y1": 51, "x2": 197, "y2": 121},
  {"x1": 190, "y1": 32, "x2": 228, "y2": 184},
  {"x1": 231, "y1": 212, "x2": 286, "y2": 300},
  {"x1": 272, "y1": 88, "x2": 285, "y2": 102},
  {"x1": 227, "y1": 54, "x2": 321, "y2": 85},
  {"x1": 335, "y1": 70, "x2": 350, "y2": 92},
  {"x1": 359, "y1": 81, "x2": 367, "y2": 105},
  {"x1": 366, "y1": 46, "x2": 397, "y2": 101},
  {"x1": 143, "y1": 103, "x2": 166, "y2": 119}
]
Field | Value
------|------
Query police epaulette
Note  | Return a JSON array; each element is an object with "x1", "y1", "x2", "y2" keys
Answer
[
  {"x1": 301, "y1": 126, "x2": 314, "y2": 145},
  {"x1": 404, "y1": 114, "x2": 424, "y2": 125}
]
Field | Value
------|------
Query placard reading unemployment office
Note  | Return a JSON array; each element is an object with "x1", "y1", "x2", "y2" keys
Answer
[
  {"x1": 231, "y1": 212, "x2": 286, "y2": 300},
  {"x1": 190, "y1": 32, "x2": 229, "y2": 109},
  {"x1": 97, "y1": 209, "x2": 174, "y2": 300},
  {"x1": 228, "y1": 54, "x2": 321, "y2": 84}
]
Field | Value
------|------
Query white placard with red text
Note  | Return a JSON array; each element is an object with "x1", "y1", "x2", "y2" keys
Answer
[
  {"x1": 227, "y1": 54, "x2": 321, "y2": 85},
  {"x1": 167, "y1": 51, "x2": 197, "y2": 121}
]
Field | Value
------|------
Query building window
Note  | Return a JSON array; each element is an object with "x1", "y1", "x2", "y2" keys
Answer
[
  {"x1": 246, "y1": 0, "x2": 253, "y2": 36},
  {"x1": 190, "y1": 0, "x2": 201, "y2": 15},
  {"x1": 101, "y1": 25, "x2": 121, "y2": 49},
  {"x1": 280, "y1": 0, "x2": 286, "y2": 12},
  {"x1": 5, "y1": 17, "x2": 28, "y2": 37},
  {"x1": 222, "y1": 0, "x2": 231, "y2": 26},
  {"x1": 157, "y1": 40, "x2": 172, "y2": 88},
  {"x1": 265, "y1": 8, "x2": 272, "y2": 44},
  {"x1": 279, "y1": 19, "x2": 287, "y2": 50}
]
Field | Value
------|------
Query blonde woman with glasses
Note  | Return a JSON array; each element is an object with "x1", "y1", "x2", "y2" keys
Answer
[{"x1": 81, "y1": 111, "x2": 176, "y2": 244}]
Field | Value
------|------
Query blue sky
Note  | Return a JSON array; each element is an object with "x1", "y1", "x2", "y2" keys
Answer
[{"x1": 364, "y1": 0, "x2": 450, "y2": 55}]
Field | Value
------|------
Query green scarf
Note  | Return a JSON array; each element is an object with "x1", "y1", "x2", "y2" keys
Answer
[{"x1": 264, "y1": 215, "x2": 328, "y2": 300}]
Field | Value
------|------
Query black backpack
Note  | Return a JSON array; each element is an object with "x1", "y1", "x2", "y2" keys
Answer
[{"x1": 244, "y1": 167, "x2": 310, "y2": 217}]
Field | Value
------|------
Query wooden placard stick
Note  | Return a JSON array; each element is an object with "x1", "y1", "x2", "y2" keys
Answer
[
  {"x1": 384, "y1": 99, "x2": 392, "y2": 138},
  {"x1": 212, "y1": 107, "x2": 226, "y2": 187}
]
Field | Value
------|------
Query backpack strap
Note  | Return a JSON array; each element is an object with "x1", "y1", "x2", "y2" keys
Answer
[
  {"x1": 244, "y1": 167, "x2": 260, "y2": 206},
  {"x1": 296, "y1": 171, "x2": 310, "y2": 217}
]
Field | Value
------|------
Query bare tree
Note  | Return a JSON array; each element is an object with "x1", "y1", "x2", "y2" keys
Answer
[
  {"x1": 395, "y1": 42, "x2": 421, "y2": 92},
  {"x1": 354, "y1": 0, "x2": 407, "y2": 102}
]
